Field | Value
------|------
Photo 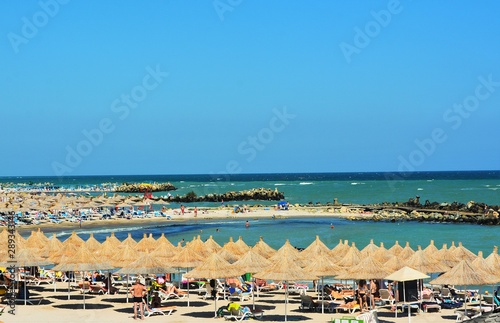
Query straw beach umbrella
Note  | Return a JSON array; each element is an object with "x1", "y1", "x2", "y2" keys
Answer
[
  {"x1": 388, "y1": 240, "x2": 404, "y2": 257},
  {"x1": 302, "y1": 251, "x2": 343, "y2": 313},
  {"x1": 0, "y1": 248, "x2": 53, "y2": 305},
  {"x1": 360, "y1": 239, "x2": 379, "y2": 258},
  {"x1": 429, "y1": 260, "x2": 499, "y2": 315},
  {"x1": 299, "y1": 235, "x2": 331, "y2": 260},
  {"x1": 252, "y1": 236, "x2": 276, "y2": 258},
  {"x1": 204, "y1": 235, "x2": 222, "y2": 253},
  {"x1": 121, "y1": 233, "x2": 138, "y2": 248},
  {"x1": 52, "y1": 246, "x2": 114, "y2": 308},
  {"x1": 254, "y1": 246, "x2": 317, "y2": 322},
  {"x1": 185, "y1": 253, "x2": 242, "y2": 317},
  {"x1": 111, "y1": 244, "x2": 141, "y2": 303},
  {"x1": 398, "y1": 242, "x2": 415, "y2": 261},
  {"x1": 331, "y1": 239, "x2": 350, "y2": 261},
  {"x1": 372, "y1": 242, "x2": 391, "y2": 263},
  {"x1": 168, "y1": 245, "x2": 205, "y2": 306},
  {"x1": 404, "y1": 246, "x2": 450, "y2": 274},
  {"x1": 232, "y1": 249, "x2": 272, "y2": 309}
]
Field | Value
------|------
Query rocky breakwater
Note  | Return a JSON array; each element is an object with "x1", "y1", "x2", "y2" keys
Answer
[
  {"x1": 346, "y1": 200, "x2": 500, "y2": 225},
  {"x1": 115, "y1": 182, "x2": 176, "y2": 193},
  {"x1": 170, "y1": 188, "x2": 284, "y2": 203}
]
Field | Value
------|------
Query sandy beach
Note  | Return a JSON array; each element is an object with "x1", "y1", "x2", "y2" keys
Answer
[
  {"x1": 5, "y1": 206, "x2": 496, "y2": 323},
  {"x1": 5, "y1": 280, "x2": 468, "y2": 323},
  {"x1": 15, "y1": 206, "x2": 363, "y2": 236}
]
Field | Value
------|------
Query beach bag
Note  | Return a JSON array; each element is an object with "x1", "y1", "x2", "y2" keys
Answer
[{"x1": 216, "y1": 306, "x2": 226, "y2": 317}]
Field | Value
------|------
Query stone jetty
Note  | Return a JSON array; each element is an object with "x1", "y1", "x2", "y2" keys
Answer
[
  {"x1": 299, "y1": 198, "x2": 500, "y2": 225},
  {"x1": 170, "y1": 188, "x2": 284, "y2": 203},
  {"x1": 115, "y1": 182, "x2": 176, "y2": 193}
]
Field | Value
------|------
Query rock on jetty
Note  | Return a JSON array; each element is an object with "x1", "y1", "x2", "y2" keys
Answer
[
  {"x1": 115, "y1": 182, "x2": 176, "y2": 193},
  {"x1": 170, "y1": 188, "x2": 284, "y2": 203}
]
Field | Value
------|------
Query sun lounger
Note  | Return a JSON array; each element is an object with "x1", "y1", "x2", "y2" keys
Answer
[
  {"x1": 158, "y1": 289, "x2": 187, "y2": 301},
  {"x1": 15, "y1": 296, "x2": 44, "y2": 305},
  {"x1": 356, "y1": 309, "x2": 380, "y2": 323},
  {"x1": 145, "y1": 305, "x2": 176, "y2": 317},
  {"x1": 299, "y1": 294, "x2": 318, "y2": 311},
  {"x1": 335, "y1": 302, "x2": 360, "y2": 314},
  {"x1": 224, "y1": 307, "x2": 252, "y2": 321},
  {"x1": 89, "y1": 284, "x2": 107, "y2": 295}
]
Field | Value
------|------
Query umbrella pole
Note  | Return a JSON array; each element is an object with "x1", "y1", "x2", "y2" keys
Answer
[
  {"x1": 285, "y1": 280, "x2": 288, "y2": 322},
  {"x1": 187, "y1": 278, "x2": 190, "y2": 307},
  {"x1": 83, "y1": 283, "x2": 86, "y2": 310},
  {"x1": 24, "y1": 270, "x2": 27, "y2": 306},
  {"x1": 68, "y1": 279, "x2": 71, "y2": 300},
  {"x1": 321, "y1": 276, "x2": 324, "y2": 314},
  {"x1": 126, "y1": 274, "x2": 129, "y2": 303},
  {"x1": 252, "y1": 277, "x2": 255, "y2": 310}
]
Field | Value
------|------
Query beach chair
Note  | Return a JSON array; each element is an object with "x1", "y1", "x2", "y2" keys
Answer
[
  {"x1": 299, "y1": 293, "x2": 318, "y2": 311},
  {"x1": 158, "y1": 288, "x2": 187, "y2": 300},
  {"x1": 15, "y1": 296, "x2": 44, "y2": 305},
  {"x1": 356, "y1": 309, "x2": 380, "y2": 323},
  {"x1": 224, "y1": 307, "x2": 252, "y2": 321},
  {"x1": 227, "y1": 287, "x2": 252, "y2": 302},
  {"x1": 378, "y1": 289, "x2": 394, "y2": 307},
  {"x1": 335, "y1": 302, "x2": 361, "y2": 314},
  {"x1": 203, "y1": 282, "x2": 228, "y2": 300},
  {"x1": 89, "y1": 284, "x2": 107, "y2": 295},
  {"x1": 145, "y1": 305, "x2": 177, "y2": 317}
]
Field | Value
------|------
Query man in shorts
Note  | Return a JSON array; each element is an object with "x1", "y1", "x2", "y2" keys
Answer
[{"x1": 130, "y1": 278, "x2": 147, "y2": 320}]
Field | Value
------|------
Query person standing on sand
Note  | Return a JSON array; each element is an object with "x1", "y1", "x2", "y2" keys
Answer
[{"x1": 130, "y1": 278, "x2": 147, "y2": 320}]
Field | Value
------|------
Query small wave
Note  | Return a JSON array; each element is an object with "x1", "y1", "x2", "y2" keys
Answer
[
  {"x1": 417, "y1": 188, "x2": 424, "y2": 191},
  {"x1": 299, "y1": 182, "x2": 313, "y2": 185},
  {"x1": 274, "y1": 183, "x2": 286, "y2": 186},
  {"x1": 351, "y1": 182, "x2": 365, "y2": 185}
]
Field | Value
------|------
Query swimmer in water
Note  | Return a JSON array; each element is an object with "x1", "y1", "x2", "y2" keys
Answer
[
  {"x1": 330, "y1": 223, "x2": 334, "y2": 229},
  {"x1": 245, "y1": 220, "x2": 250, "y2": 228}
]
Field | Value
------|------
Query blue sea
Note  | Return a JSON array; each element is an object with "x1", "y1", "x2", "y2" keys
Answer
[{"x1": 5, "y1": 171, "x2": 500, "y2": 262}]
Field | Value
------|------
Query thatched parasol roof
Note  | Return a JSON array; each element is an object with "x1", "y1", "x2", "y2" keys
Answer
[
  {"x1": 252, "y1": 236, "x2": 276, "y2": 258},
  {"x1": 204, "y1": 235, "x2": 222, "y2": 253},
  {"x1": 299, "y1": 235, "x2": 331, "y2": 260},
  {"x1": 184, "y1": 253, "x2": 242, "y2": 279},
  {"x1": 53, "y1": 246, "x2": 113, "y2": 272},
  {"x1": 116, "y1": 250, "x2": 175, "y2": 275},
  {"x1": 388, "y1": 240, "x2": 404, "y2": 257},
  {"x1": 404, "y1": 245, "x2": 450, "y2": 274},
  {"x1": 232, "y1": 249, "x2": 272, "y2": 274},
  {"x1": 429, "y1": 260, "x2": 499, "y2": 286}
]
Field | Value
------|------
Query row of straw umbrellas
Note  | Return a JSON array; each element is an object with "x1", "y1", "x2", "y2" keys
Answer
[
  {"x1": 0, "y1": 192, "x2": 170, "y2": 213},
  {"x1": 2, "y1": 229, "x2": 500, "y2": 320}
]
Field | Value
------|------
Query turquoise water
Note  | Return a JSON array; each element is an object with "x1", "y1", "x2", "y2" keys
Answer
[
  {"x1": 55, "y1": 217, "x2": 499, "y2": 257},
  {"x1": 2, "y1": 171, "x2": 500, "y2": 205}
]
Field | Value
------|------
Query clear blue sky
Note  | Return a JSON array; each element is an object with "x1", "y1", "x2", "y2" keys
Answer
[{"x1": 1, "y1": 1, "x2": 499, "y2": 176}]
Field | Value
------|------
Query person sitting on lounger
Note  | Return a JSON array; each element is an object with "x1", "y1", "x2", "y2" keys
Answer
[
  {"x1": 151, "y1": 291, "x2": 162, "y2": 308},
  {"x1": 160, "y1": 284, "x2": 187, "y2": 295}
]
